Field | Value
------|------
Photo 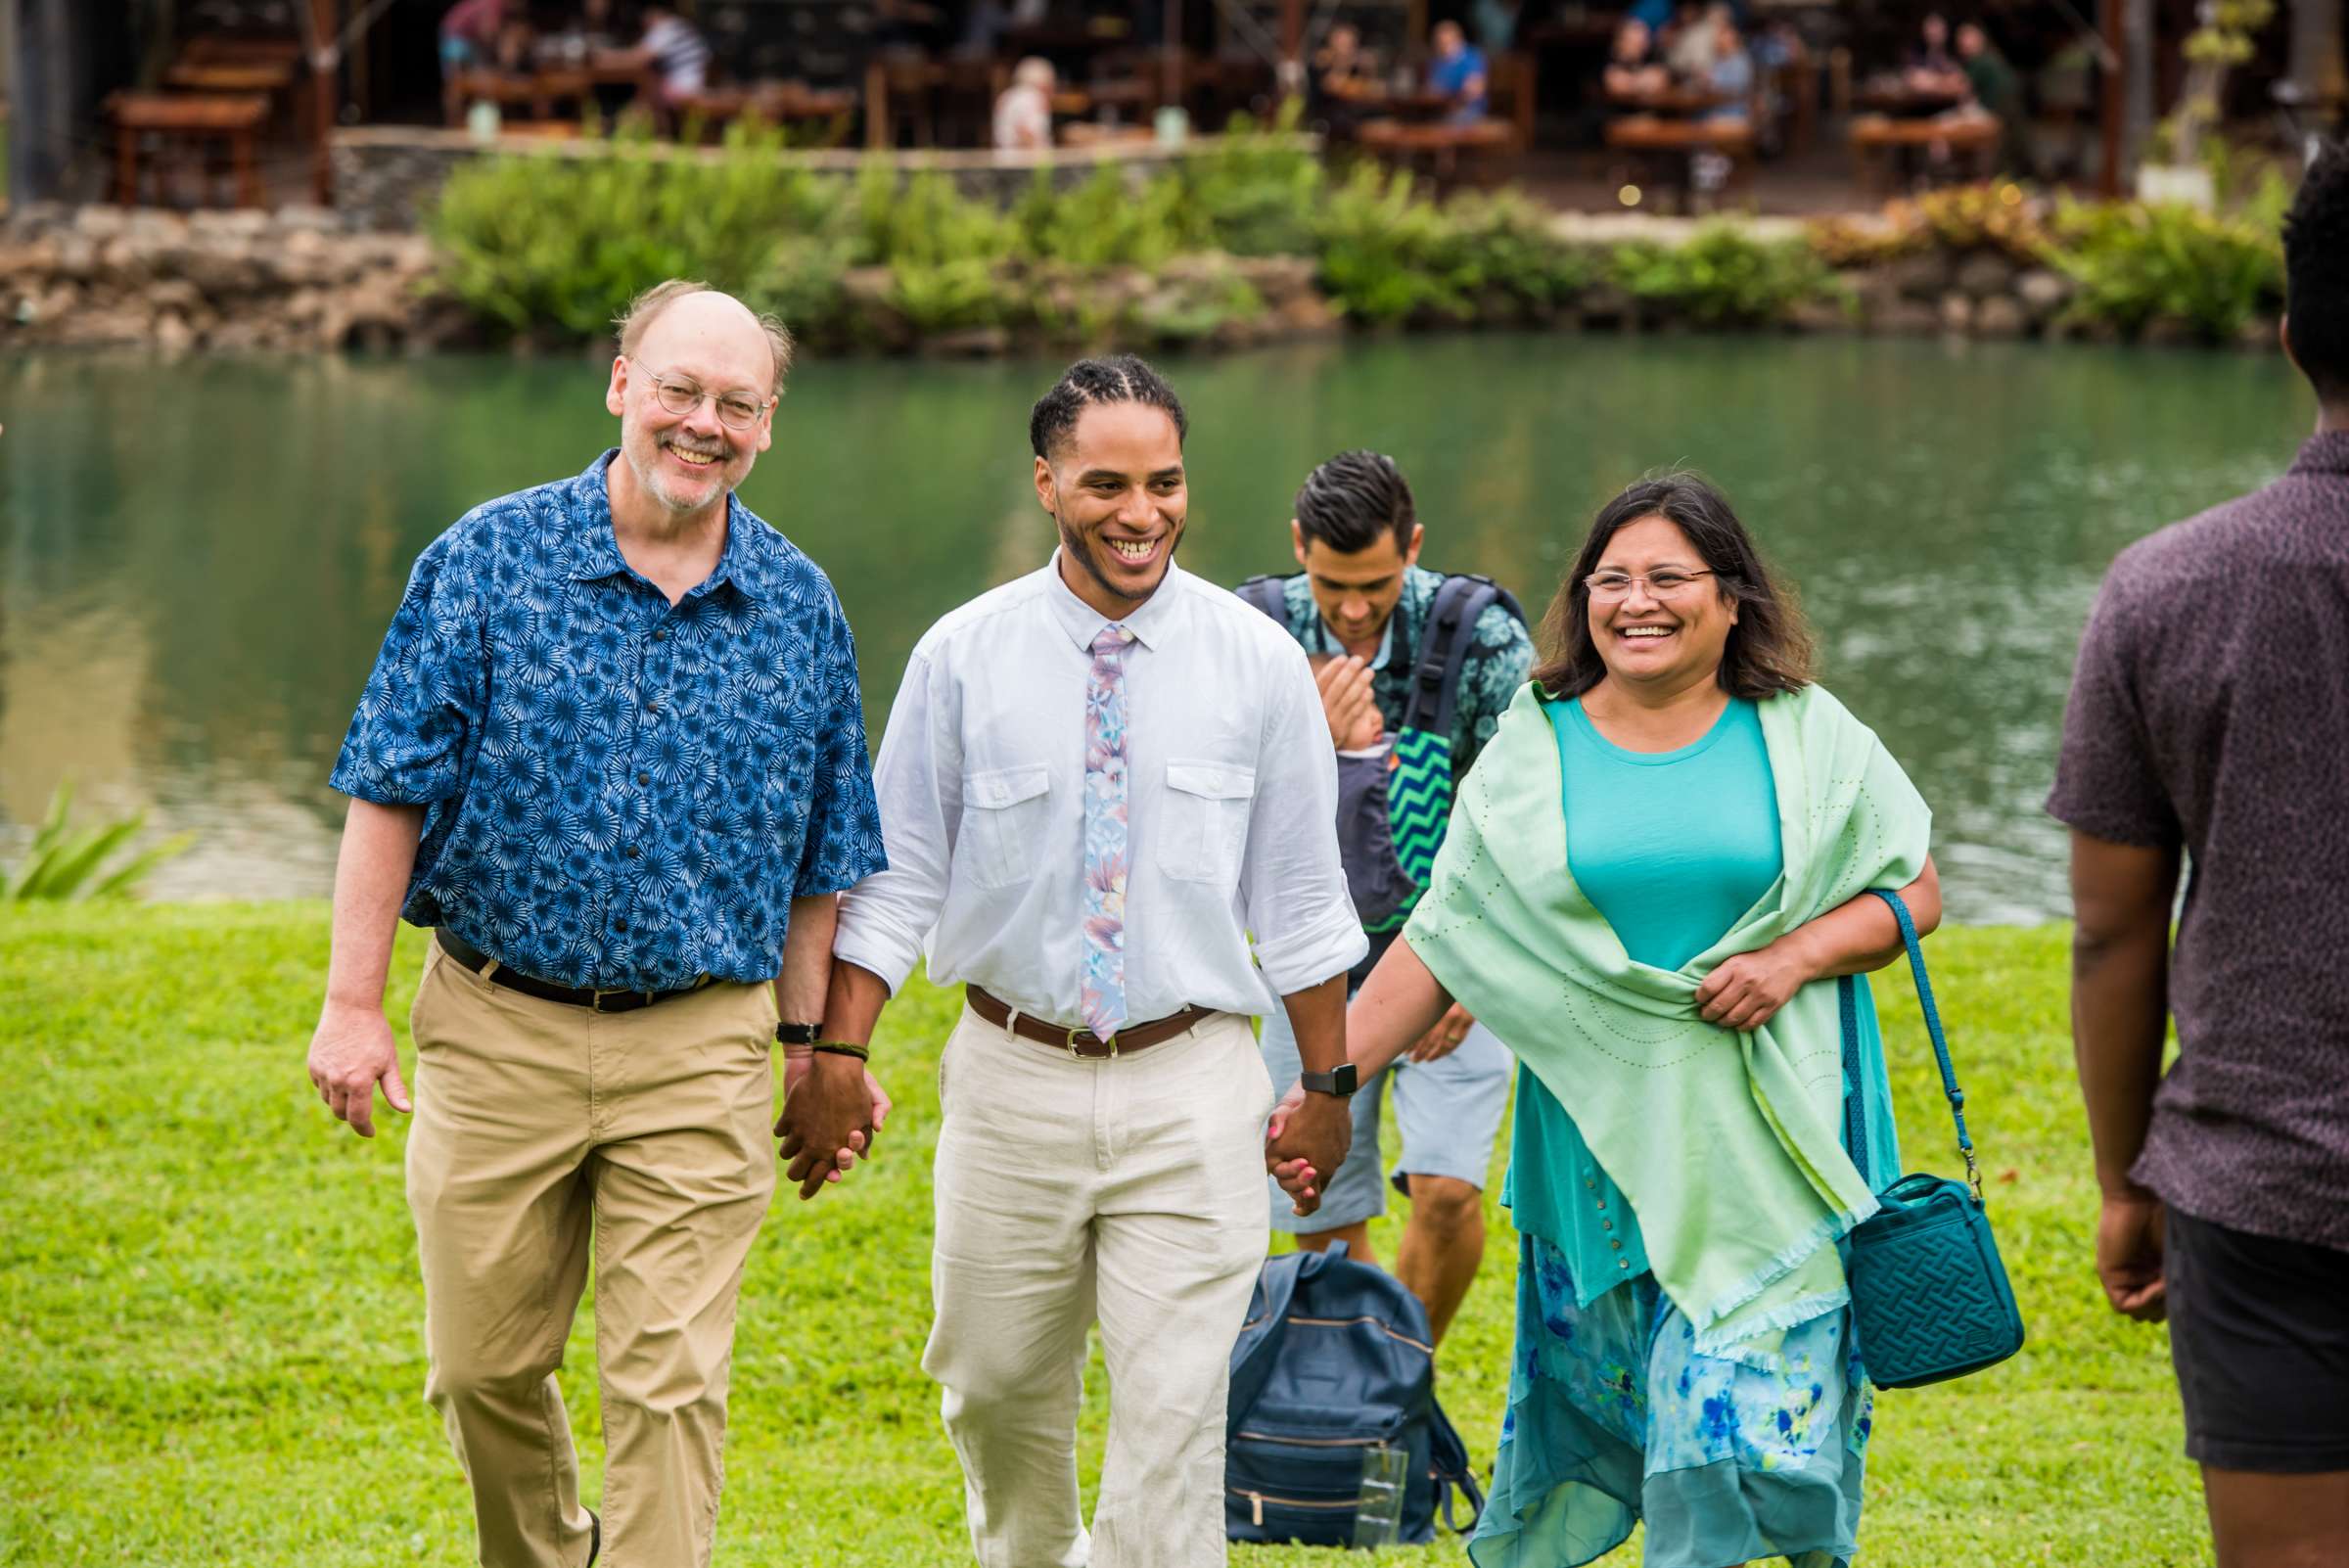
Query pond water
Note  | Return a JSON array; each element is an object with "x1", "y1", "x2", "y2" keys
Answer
[{"x1": 0, "y1": 335, "x2": 2312, "y2": 921}]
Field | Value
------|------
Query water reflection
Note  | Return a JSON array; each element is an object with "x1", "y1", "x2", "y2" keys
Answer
[{"x1": 0, "y1": 337, "x2": 2310, "y2": 917}]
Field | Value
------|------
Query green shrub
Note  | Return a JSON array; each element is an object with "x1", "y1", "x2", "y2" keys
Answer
[
  {"x1": 1174, "y1": 103, "x2": 1326, "y2": 256},
  {"x1": 430, "y1": 123, "x2": 842, "y2": 338},
  {"x1": 1608, "y1": 221, "x2": 1840, "y2": 326},
  {"x1": 4, "y1": 782, "x2": 191, "y2": 902},
  {"x1": 1313, "y1": 163, "x2": 1477, "y2": 325},
  {"x1": 852, "y1": 163, "x2": 1015, "y2": 269},
  {"x1": 2047, "y1": 197, "x2": 2281, "y2": 339},
  {"x1": 1012, "y1": 164, "x2": 1188, "y2": 270},
  {"x1": 1443, "y1": 189, "x2": 1597, "y2": 311},
  {"x1": 885, "y1": 255, "x2": 1013, "y2": 334}
]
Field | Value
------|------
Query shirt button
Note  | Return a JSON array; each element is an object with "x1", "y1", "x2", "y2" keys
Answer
[
  {"x1": 612, "y1": 918, "x2": 629, "y2": 934},
  {"x1": 1610, "y1": 1238, "x2": 1622, "y2": 1250},
  {"x1": 623, "y1": 844, "x2": 641, "y2": 859},
  {"x1": 636, "y1": 772, "x2": 651, "y2": 787},
  {"x1": 1601, "y1": 1220, "x2": 1613, "y2": 1231},
  {"x1": 1617, "y1": 1259, "x2": 1631, "y2": 1269},
  {"x1": 1595, "y1": 1200, "x2": 1606, "y2": 1211},
  {"x1": 1584, "y1": 1178, "x2": 1596, "y2": 1190},
  {"x1": 652, "y1": 628, "x2": 668, "y2": 643}
]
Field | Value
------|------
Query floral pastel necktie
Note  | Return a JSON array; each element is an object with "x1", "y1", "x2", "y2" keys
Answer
[{"x1": 1080, "y1": 623, "x2": 1134, "y2": 1041}]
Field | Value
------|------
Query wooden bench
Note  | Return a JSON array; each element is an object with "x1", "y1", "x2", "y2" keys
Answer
[
  {"x1": 1356, "y1": 116, "x2": 1519, "y2": 190},
  {"x1": 108, "y1": 92, "x2": 271, "y2": 208},
  {"x1": 1849, "y1": 113, "x2": 2000, "y2": 196},
  {"x1": 1602, "y1": 115, "x2": 1757, "y2": 210}
]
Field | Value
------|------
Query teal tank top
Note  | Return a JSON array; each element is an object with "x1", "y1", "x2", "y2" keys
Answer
[{"x1": 1503, "y1": 696, "x2": 1905, "y2": 1304}]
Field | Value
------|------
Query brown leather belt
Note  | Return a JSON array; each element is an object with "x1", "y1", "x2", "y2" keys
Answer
[{"x1": 965, "y1": 985, "x2": 1218, "y2": 1059}]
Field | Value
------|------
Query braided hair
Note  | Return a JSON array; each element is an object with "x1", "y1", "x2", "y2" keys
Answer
[{"x1": 1028, "y1": 354, "x2": 1189, "y2": 461}]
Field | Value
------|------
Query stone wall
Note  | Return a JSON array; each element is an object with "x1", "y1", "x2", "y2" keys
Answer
[{"x1": 0, "y1": 203, "x2": 469, "y2": 353}]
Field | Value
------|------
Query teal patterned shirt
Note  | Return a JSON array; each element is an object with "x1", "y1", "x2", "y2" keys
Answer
[{"x1": 1272, "y1": 564, "x2": 1534, "y2": 775}]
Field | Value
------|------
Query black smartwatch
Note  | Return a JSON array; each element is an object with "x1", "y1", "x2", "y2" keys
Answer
[
  {"x1": 1300, "y1": 1062, "x2": 1359, "y2": 1097},
  {"x1": 774, "y1": 1022, "x2": 821, "y2": 1046}
]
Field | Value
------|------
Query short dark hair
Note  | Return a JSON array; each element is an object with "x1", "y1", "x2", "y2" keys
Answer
[
  {"x1": 2284, "y1": 139, "x2": 2349, "y2": 404},
  {"x1": 1028, "y1": 354, "x2": 1189, "y2": 461},
  {"x1": 1530, "y1": 472, "x2": 1815, "y2": 702},
  {"x1": 1294, "y1": 450, "x2": 1417, "y2": 554}
]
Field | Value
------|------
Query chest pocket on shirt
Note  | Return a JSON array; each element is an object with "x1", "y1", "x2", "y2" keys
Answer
[
  {"x1": 1162, "y1": 761, "x2": 1256, "y2": 886},
  {"x1": 960, "y1": 764, "x2": 1053, "y2": 891}
]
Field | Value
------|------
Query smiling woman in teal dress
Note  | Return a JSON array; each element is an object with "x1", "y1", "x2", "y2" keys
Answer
[{"x1": 1275, "y1": 473, "x2": 1943, "y2": 1568}]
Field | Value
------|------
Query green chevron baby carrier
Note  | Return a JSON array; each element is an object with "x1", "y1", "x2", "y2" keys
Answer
[{"x1": 1238, "y1": 573, "x2": 1526, "y2": 934}]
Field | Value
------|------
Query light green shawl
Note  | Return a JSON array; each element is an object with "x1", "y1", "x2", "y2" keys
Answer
[{"x1": 1404, "y1": 682, "x2": 1930, "y2": 1359}]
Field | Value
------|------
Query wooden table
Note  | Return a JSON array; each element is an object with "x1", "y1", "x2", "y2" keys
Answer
[
  {"x1": 1356, "y1": 116, "x2": 1519, "y2": 191},
  {"x1": 1855, "y1": 82, "x2": 1966, "y2": 116},
  {"x1": 1605, "y1": 84, "x2": 1734, "y2": 116},
  {"x1": 165, "y1": 61, "x2": 297, "y2": 96},
  {"x1": 670, "y1": 84, "x2": 858, "y2": 144},
  {"x1": 109, "y1": 92, "x2": 271, "y2": 208},
  {"x1": 1849, "y1": 113, "x2": 1999, "y2": 196},
  {"x1": 1603, "y1": 114, "x2": 1757, "y2": 210},
  {"x1": 183, "y1": 34, "x2": 305, "y2": 69}
]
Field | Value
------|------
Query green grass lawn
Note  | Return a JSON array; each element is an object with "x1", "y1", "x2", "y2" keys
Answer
[{"x1": 0, "y1": 906, "x2": 2205, "y2": 1566}]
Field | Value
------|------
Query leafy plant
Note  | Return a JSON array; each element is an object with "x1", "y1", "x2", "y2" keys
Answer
[
  {"x1": 1608, "y1": 222, "x2": 1840, "y2": 326},
  {"x1": 1012, "y1": 164, "x2": 1187, "y2": 270},
  {"x1": 1174, "y1": 102, "x2": 1326, "y2": 256},
  {"x1": 2047, "y1": 197, "x2": 2282, "y2": 339},
  {"x1": 1313, "y1": 163, "x2": 1476, "y2": 325},
  {"x1": 4, "y1": 781, "x2": 192, "y2": 901},
  {"x1": 1442, "y1": 190, "x2": 1598, "y2": 311}
]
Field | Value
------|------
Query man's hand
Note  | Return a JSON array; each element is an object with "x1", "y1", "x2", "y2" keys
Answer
[
  {"x1": 2096, "y1": 1188, "x2": 2167, "y2": 1321},
  {"x1": 1313, "y1": 656, "x2": 1382, "y2": 751},
  {"x1": 307, "y1": 1000, "x2": 411, "y2": 1138},
  {"x1": 775, "y1": 1050, "x2": 880, "y2": 1200},
  {"x1": 1267, "y1": 1086, "x2": 1352, "y2": 1218},
  {"x1": 1693, "y1": 940, "x2": 1812, "y2": 1033},
  {"x1": 1406, "y1": 1003, "x2": 1474, "y2": 1063}
]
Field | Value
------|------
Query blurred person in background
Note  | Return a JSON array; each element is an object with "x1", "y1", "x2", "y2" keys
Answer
[
  {"x1": 994, "y1": 55, "x2": 1056, "y2": 150},
  {"x1": 1428, "y1": 19, "x2": 1489, "y2": 122}
]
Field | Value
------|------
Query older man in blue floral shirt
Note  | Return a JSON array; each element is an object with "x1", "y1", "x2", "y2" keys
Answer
[{"x1": 307, "y1": 281, "x2": 885, "y2": 1568}]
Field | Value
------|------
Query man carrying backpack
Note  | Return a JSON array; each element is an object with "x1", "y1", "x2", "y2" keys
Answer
[{"x1": 1238, "y1": 450, "x2": 1534, "y2": 1344}]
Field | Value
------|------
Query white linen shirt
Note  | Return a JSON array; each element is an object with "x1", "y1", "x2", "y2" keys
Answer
[{"x1": 835, "y1": 554, "x2": 1366, "y2": 1027}]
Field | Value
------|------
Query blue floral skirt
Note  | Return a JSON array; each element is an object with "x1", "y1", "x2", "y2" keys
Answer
[{"x1": 1469, "y1": 1235, "x2": 1873, "y2": 1568}]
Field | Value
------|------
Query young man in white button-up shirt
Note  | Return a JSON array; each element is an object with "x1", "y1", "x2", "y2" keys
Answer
[{"x1": 827, "y1": 356, "x2": 1365, "y2": 1566}]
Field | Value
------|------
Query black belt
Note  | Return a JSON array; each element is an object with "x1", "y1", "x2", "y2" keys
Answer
[{"x1": 435, "y1": 928, "x2": 711, "y2": 1013}]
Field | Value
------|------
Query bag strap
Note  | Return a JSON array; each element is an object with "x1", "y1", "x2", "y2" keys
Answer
[
  {"x1": 1837, "y1": 972, "x2": 1868, "y2": 1177},
  {"x1": 1855, "y1": 887, "x2": 1984, "y2": 1204},
  {"x1": 1234, "y1": 573, "x2": 1291, "y2": 625},
  {"x1": 1426, "y1": 1399, "x2": 1486, "y2": 1533},
  {"x1": 1399, "y1": 574, "x2": 1525, "y2": 740}
]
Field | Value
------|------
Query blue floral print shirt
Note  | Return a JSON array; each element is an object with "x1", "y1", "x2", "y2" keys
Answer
[{"x1": 330, "y1": 450, "x2": 887, "y2": 992}]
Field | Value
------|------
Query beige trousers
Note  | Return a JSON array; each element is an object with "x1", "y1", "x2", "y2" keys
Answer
[
  {"x1": 405, "y1": 941, "x2": 779, "y2": 1568},
  {"x1": 924, "y1": 1004, "x2": 1276, "y2": 1568}
]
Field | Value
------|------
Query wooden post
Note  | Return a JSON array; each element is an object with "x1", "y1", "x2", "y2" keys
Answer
[
  {"x1": 866, "y1": 56, "x2": 889, "y2": 149},
  {"x1": 2097, "y1": 0, "x2": 2124, "y2": 196},
  {"x1": 306, "y1": 0, "x2": 337, "y2": 204},
  {"x1": 1162, "y1": 0, "x2": 1184, "y2": 115}
]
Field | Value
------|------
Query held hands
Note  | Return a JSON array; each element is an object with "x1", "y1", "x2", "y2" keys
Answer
[
  {"x1": 1265, "y1": 1081, "x2": 1353, "y2": 1218},
  {"x1": 2095, "y1": 1188, "x2": 2168, "y2": 1322},
  {"x1": 776, "y1": 1048, "x2": 892, "y2": 1200},
  {"x1": 1693, "y1": 939, "x2": 1812, "y2": 1034},
  {"x1": 1313, "y1": 656, "x2": 1383, "y2": 752},
  {"x1": 307, "y1": 1001, "x2": 411, "y2": 1138},
  {"x1": 1406, "y1": 1002, "x2": 1474, "y2": 1063}
]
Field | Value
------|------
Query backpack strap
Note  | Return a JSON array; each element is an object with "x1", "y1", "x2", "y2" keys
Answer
[
  {"x1": 1225, "y1": 1249, "x2": 1325, "y2": 1442},
  {"x1": 1398, "y1": 574, "x2": 1527, "y2": 742},
  {"x1": 1234, "y1": 573, "x2": 1293, "y2": 626},
  {"x1": 1426, "y1": 1398, "x2": 1486, "y2": 1533}
]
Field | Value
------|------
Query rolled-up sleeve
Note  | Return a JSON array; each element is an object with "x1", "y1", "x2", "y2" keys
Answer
[
  {"x1": 834, "y1": 648, "x2": 960, "y2": 995},
  {"x1": 1240, "y1": 642, "x2": 1369, "y2": 995},
  {"x1": 795, "y1": 606, "x2": 889, "y2": 896},
  {"x1": 328, "y1": 532, "x2": 485, "y2": 806}
]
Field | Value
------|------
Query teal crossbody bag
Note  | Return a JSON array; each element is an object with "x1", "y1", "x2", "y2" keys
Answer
[{"x1": 1837, "y1": 888, "x2": 2026, "y2": 1389}]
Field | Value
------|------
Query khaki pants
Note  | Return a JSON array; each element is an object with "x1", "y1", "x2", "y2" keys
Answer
[
  {"x1": 924, "y1": 1005, "x2": 1275, "y2": 1568},
  {"x1": 406, "y1": 942, "x2": 779, "y2": 1568}
]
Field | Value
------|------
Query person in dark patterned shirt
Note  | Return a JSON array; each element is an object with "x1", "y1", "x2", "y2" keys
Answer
[
  {"x1": 306, "y1": 281, "x2": 886, "y2": 1568},
  {"x1": 2050, "y1": 143, "x2": 2349, "y2": 1563},
  {"x1": 1252, "y1": 450, "x2": 1534, "y2": 1345}
]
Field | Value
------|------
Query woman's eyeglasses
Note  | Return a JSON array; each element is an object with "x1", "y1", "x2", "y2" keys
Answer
[{"x1": 1583, "y1": 569, "x2": 1718, "y2": 601}]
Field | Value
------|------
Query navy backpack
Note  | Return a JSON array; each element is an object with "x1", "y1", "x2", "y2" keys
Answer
[{"x1": 1225, "y1": 1244, "x2": 1484, "y2": 1545}]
